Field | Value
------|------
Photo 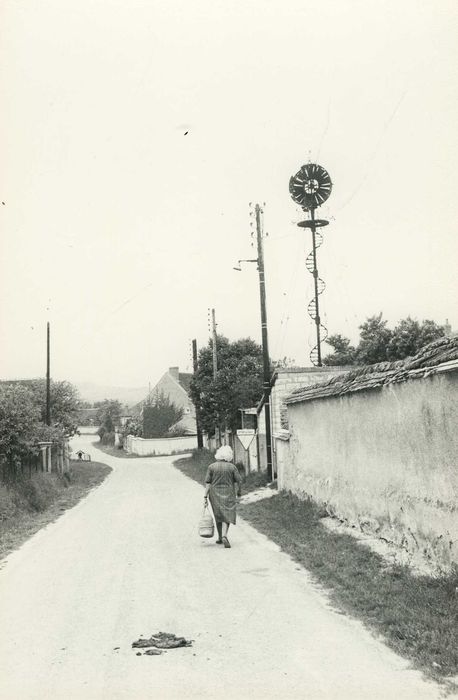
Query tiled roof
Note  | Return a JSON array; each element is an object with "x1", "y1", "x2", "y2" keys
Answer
[
  {"x1": 169, "y1": 413, "x2": 197, "y2": 435},
  {"x1": 286, "y1": 336, "x2": 458, "y2": 405}
]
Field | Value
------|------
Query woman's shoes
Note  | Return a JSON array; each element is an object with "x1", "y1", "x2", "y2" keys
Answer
[
  {"x1": 222, "y1": 536, "x2": 231, "y2": 548},
  {"x1": 215, "y1": 539, "x2": 223, "y2": 544}
]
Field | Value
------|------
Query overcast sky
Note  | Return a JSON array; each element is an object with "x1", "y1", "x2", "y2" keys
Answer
[{"x1": 1, "y1": 0, "x2": 457, "y2": 390}]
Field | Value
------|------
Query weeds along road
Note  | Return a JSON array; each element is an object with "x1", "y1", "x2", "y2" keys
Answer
[{"x1": 0, "y1": 436, "x2": 445, "y2": 699}]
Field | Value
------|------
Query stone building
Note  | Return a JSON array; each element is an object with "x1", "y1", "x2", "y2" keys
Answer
[{"x1": 137, "y1": 367, "x2": 196, "y2": 435}]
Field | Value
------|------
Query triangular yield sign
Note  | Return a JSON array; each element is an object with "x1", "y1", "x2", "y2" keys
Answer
[{"x1": 236, "y1": 429, "x2": 256, "y2": 450}]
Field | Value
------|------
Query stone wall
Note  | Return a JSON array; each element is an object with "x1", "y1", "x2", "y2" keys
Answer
[
  {"x1": 268, "y1": 367, "x2": 350, "y2": 475},
  {"x1": 281, "y1": 369, "x2": 458, "y2": 573}
]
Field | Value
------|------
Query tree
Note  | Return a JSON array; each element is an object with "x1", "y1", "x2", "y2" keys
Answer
[
  {"x1": 323, "y1": 334, "x2": 357, "y2": 366},
  {"x1": 355, "y1": 313, "x2": 393, "y2": 365},
  {"x1": 387, "y1": 317, "x2": 445, "y2": 360},
  {"x1": 0, "y1": 384, "x2": 42, "y2": 459},
  {"x1": 26, "y1": 379, "x2": 81, "y2": 437},
  {"x1": 324, "y1": 314, "x2": 446, "y2": 367},
  {"x1": 96, "y1": 399, "x2": 123, "y2": 437},
  {"x1": 119, "y1": 416, "x2": 142, "y2": 446},
  {"x1": 190, "y1": 336, "x2": 264, "y2": 435},
  {"x1": 142, "y1": 392, "x2": 183, "y2": 438}
]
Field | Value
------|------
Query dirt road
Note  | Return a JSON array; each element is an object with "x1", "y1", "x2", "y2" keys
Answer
[{"x1": 0, "y1": 436, "x2": 444, "y2": 699}]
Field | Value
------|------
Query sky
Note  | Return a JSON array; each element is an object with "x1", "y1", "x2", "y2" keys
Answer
[{"x1": 1, "y1": 0, "x2": 457, "y2": 391}]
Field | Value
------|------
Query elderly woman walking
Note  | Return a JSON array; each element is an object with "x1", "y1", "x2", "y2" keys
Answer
[{"x1": 204, "y1": 445, "x2": 242, "y2": 548}]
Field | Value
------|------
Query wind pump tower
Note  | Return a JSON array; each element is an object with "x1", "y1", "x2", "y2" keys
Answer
[{"x1": 289, "y1": 162, "x2": 333, "y2": 366}]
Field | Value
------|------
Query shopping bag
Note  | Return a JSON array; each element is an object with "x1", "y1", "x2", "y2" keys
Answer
[{"x1": 198, "y1": 503, "x2": 214, "y2": 538}]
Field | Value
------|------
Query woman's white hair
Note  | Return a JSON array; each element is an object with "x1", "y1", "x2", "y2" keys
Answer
[{"x1": 215, "y1": 445, "x2": 233, "y2": 462}]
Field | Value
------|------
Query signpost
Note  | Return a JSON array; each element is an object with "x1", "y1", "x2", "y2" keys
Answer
[{"x1": 236, "y1": 429, "x2": 256, "y2": 450}]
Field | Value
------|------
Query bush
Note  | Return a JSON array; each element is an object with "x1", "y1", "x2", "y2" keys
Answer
[
  {"x1": 168, "y1": 425, "x2": 188, "y2": 437},
  {"x1": 14, "y1": 473, "x2": 61, "y2": 512},
  {"x1": 0, "y1": 485, "x2": 17, "y2": 521},
  {"x1": 100, "y1": 431, "x2": 115, "y2": 446}
]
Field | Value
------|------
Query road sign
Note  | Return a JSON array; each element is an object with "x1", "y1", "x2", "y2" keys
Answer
[{"x1": 236, "y1": 429, "x2": 256, "y2": 450}]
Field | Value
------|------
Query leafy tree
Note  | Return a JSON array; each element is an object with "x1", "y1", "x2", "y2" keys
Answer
[
  {"x1": 324, "y1": 314, "x2": 446, "y2": 367},
  {"x1": 96, "y1": 399, "x2": 123, "y2": 437},
  {"x1": 323, "y1": 334, "x2": 357, "y2": 366},
  {"x1": 0, "y1": 384, "x2": 42, "y2": 459},
  {"x1": 387, "y1": 317, "x2": 445, "y2": 360},
  {"x1": 355, "y1": 313, "x2": 393, "y2": 365},
  {"x1": 27, "y1": 379, "x2": 81, "y2": 437},
  {"x1": 190, "y1": 336, "x2": 264, "y2": 435},
  {"x1": 142, "y1": 392, "x2": 183, "y2": 438}
]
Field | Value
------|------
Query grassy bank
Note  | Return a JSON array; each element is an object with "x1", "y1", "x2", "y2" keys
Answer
[
  {"x1": 239, "y1": 491, "x2": 458, "y2": 687},
  {"x1": 0, "y1": 460, "x2": 112, "y2": 561},
  {"x1": 174, "y1": 448, "x2": 271, "y2": 494},
  {"x1": 91, "y1": 441, "x2": 140, "y2": 458}
]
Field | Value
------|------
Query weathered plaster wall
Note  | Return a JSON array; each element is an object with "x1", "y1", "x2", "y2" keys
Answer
[
  {"x1": 270, "y1": 367, "x2": 349, "y2": 475},
  {"x1": 284, "y1": 371, "x2": 458, "y2": 572},
  {"x1": 271, "y1": 367, "x2": 350, "y2": 433},
  {"x1": 125, "y1": 434, "x2": 197, "y2": 456}
]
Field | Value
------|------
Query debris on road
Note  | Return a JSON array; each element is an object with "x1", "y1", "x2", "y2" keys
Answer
[{"x1": 132, "y1": 631, "x2": 193, "y2": 656}]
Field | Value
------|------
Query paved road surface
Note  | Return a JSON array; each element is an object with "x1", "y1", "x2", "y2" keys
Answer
[{"x1": 0, "y1": 436, "x2": 445, "y2": 699}]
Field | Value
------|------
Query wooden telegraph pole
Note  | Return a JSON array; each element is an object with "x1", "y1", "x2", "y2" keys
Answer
[
  {"x1": 46, "y1": 321, "x2": 51, "y2": 425},
  {"x1": 254, "y1": 205, "x2": 273, "y2": 481},
  {"x1": 192, "y1": 339, "x2": 204, "y2": 449},
  {"x1": 210, "y1": 308, "x2": 221, "y2": 448}
]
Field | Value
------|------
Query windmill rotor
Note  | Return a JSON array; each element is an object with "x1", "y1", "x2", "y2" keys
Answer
[{"x1": 289, "y1": 163, "x2": 332, "y2": 211}]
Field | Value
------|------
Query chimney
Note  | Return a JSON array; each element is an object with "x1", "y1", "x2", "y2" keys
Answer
[{"x1": 169, "y1": 366, "x2": 179, "y2": 381}]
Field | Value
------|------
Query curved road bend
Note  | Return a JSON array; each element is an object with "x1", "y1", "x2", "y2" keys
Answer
[{"x1": 0, "y1": 435, "x2": 446, "y2": 699}]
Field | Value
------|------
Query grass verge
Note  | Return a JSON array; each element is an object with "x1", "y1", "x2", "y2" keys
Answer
[
  {"x1": 174, "y1": 448, "x2": 271, "y2": 494},
  {"x1": 239, "y1": 491, "x2": 458, "y2": 688},
  {"x1": 91, "y1": 441, "x2": 141, "y2": 458},
  {"x1": 0, "y1": 460, "x2": 111, "y2": 562}
]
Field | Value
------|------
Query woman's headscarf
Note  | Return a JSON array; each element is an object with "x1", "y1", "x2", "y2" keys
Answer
[{"x1": 215, "y1": 445, "x2": 233, "y2": 462}]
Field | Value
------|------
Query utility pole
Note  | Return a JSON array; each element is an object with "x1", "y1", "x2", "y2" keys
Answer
[
  {"x1": 192, "y1": 339, "x2": 204, "y2": 449},
  {"x1": 254, "y1": 204, "x2": 273, "y2": 481},
  {"x1": 211, "y1": 308, "x2": 218, "y2": 379},
  {"x1": 209, "y1": 308, "x2": 220, "y2": 448},
  {"x1": 46, "y1": 321, "x2": 51, "y2": 426}
]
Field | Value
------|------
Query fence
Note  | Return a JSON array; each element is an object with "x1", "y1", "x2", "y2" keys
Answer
[
  {"x1": 0, "y1": 452, "x2": 41, "y2": 483},
  {"x1": 0, "y1": 441, "x2": 70, "y2": 484}
]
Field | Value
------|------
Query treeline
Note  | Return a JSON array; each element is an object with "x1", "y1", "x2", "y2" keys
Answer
[{"x1": 324, "y1": 314, "x2": 446, "y2": 366}]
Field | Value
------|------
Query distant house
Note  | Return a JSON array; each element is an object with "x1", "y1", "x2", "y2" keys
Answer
[{"x1": 136, "y1": 367, "x2": 196, "y2": 435}]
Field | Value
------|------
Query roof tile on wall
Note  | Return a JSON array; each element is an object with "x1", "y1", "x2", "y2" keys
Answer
[{"x1": 285, "y1": 336, "x2": 458, "y2": 405}]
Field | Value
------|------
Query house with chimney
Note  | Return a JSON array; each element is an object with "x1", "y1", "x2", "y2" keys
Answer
[{"x1": 135, "y1": 367, "x2": 196, "y2": 435}]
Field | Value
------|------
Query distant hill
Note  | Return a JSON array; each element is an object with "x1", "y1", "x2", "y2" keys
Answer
[{"x1": 75, "y1": 382, "x2": 148, "y2": 406}]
